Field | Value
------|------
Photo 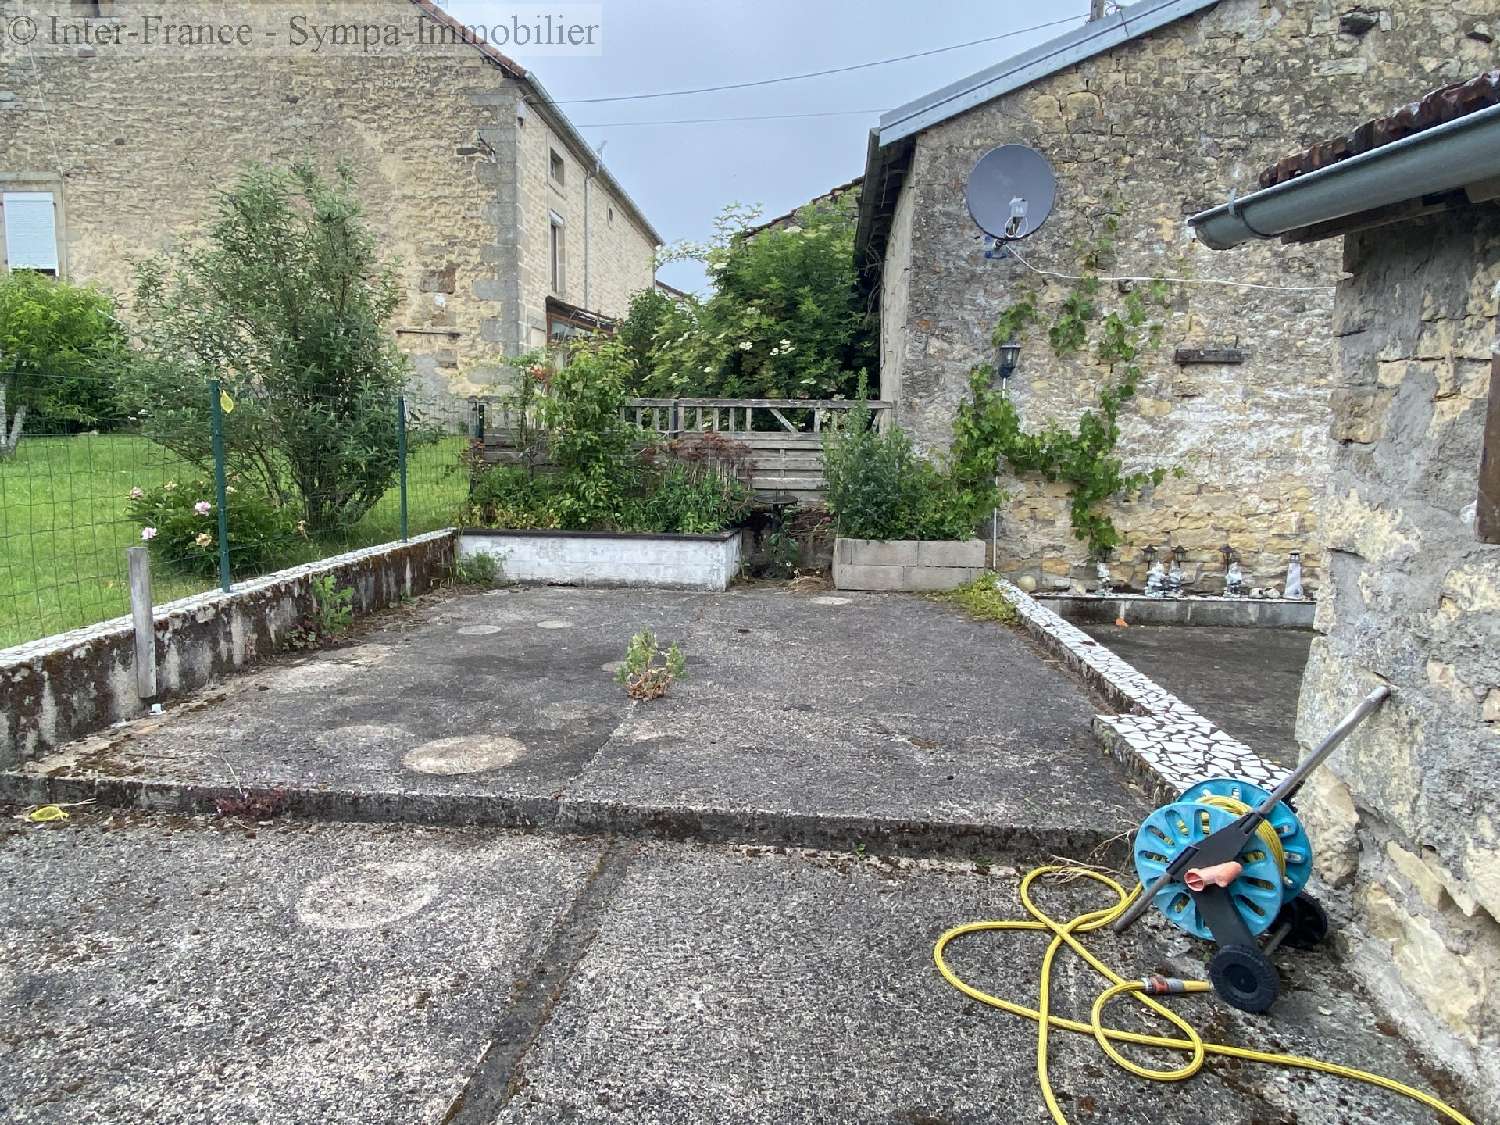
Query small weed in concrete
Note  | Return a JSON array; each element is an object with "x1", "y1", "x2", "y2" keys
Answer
[
  {"x1": 289, "y1": 576, "x2": 354, "y2": 649},
  {"x1": 937, "y1": 572, "x2": 1019, "y2": 626},
  {"x1": 615, "y1": 630, "x2": 685, "y2": 701}
]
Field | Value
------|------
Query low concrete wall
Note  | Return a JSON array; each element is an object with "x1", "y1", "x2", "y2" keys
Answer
[
  {"x1": 460, "y1": 528, "x2": 742, "y2": 591},
  {"x1": 1037, "y1": 592, "x2": 1315, "y2": 629},
  {"x1": 0, "y1": 531, "x2": 457, "y2": 768},
  {"x1": 833, "y1": 538, "x2": 984, "y2": 592}
]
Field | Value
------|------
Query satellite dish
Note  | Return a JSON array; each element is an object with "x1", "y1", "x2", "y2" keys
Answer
[{"x1": 965, "y1": 145, "x2": 1057, "y2": 241}]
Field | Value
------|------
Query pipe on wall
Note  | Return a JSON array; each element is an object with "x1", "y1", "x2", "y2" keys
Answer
[{"x1": 1189, "y1": 103, "x2": 1500, "y2": 250}]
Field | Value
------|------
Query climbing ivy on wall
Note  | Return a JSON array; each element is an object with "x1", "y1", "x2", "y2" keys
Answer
[{"x1": 950, "y1": 221, "x2": 1182, "y2": 558}]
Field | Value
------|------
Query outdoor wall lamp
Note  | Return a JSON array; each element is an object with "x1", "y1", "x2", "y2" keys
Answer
[{"x1": 996, "y1": 338, "x2": 1021, "y2": 382}]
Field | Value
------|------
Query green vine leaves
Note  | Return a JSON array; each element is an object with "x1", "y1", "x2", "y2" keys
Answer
[{"x1": 952, "y1": 228, "x2": 1183, "y2": 559}]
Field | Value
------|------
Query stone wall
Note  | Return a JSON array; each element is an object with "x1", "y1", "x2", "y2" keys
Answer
[
  {"x1": 515, "y1": 105, "x2": 657, "y2": 351},
  {"x1": 1296, "y1": 204, "x2": 1499, "y2": 1116},
  {"x1": 881, "y1": 0, "x2": 1497, "y2": 593},
  {"x1": 0, "y1": 0, "x2": 657, "y2": 395}
]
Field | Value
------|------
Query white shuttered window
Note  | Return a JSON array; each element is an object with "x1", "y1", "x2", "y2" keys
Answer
[{"x1": 2, "y1": 192, "x2": 59, "y2": 274}]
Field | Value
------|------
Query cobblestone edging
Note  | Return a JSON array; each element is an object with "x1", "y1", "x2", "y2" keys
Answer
[
  {"x1": 0, "y1": 531, "x2": 457, "y2": 768},
  {"x1": 995, "y1": 577, "x2": 1288, "y2": 799}
]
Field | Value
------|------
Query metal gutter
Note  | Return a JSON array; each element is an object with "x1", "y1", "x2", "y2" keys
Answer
[
  {"x1": 1189, "y1": 102, "x2": 1500, "y2": 250},
  {"x1": 876, "y1": 0, "x2": 1218, "y2": 147}
]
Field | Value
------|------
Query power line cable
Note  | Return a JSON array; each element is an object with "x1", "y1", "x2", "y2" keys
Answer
[
  {"x1": 538, "y1": 14, "x2": 1085, "y2": 105},
  {"x1": 575, "y1": 108, "x2": 884, "y2": 128}
]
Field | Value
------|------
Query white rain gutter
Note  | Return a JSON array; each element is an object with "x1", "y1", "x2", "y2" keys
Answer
[{"x1": 1189, "y1": 101, "x2": 1500, "y2": 250}]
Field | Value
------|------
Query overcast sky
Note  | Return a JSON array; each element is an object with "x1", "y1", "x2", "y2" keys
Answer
[{"x1": 444, "y1": 0, "x2": 1091, "y2": 293}]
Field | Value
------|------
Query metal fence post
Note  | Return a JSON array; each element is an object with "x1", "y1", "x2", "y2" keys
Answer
[
  {"x1": 397, "y1": 394, "x2": 409, "y2": 541},
  {"x1": 127, "y1": 546, "x2": 157, "y2": 700},
  {"x1": 209, "y1": 380, "x2": 232, "y2": 593}
]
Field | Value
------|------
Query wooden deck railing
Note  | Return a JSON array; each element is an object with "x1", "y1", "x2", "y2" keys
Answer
[{"x1": 468, "y1": 396, "x2": 894, "y2": 502}]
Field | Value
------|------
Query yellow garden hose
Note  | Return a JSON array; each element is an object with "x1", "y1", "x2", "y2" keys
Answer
[{"x1": 933, "y1": 864, "x2": 1474, "y2": 1125}]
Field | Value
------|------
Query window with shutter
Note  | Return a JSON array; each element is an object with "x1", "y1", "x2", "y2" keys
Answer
[{"x1": 2, "y1": 192, "x2": 60, "y2": 275}]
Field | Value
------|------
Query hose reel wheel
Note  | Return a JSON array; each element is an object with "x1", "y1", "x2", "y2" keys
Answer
[{"x1": 1131, "y1": 777, "x2": 1313, "y2": 942}]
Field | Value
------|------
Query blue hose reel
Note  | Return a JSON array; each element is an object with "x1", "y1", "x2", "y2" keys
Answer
[
  {"x1": 1133, "y1": 777, "x2": 1313, "y2": 941},
  {"x1": 1129, "y1": 776, "x2": 1325, "y2": 1012}
]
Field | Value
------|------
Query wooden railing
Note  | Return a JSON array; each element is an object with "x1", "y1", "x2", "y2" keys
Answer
[{"x1": 469, "y1": 396, "x2": 894, "y2": 502}]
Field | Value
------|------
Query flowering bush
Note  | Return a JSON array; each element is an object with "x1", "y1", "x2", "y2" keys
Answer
[
  {"x1": 127, "y1": 478, "x2": 301, "y2": 578},
  {"x1": 617, "y1": 193, "x2": 875, "y2": 400}
]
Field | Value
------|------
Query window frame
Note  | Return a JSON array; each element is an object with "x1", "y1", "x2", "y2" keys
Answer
[
  {"x1": 548, "y1": 148, "x2": 566, "y2": 188},
  {"x1": 0, "y1": 177, "x2": 65, "y2": 278},
  {"x1": 549, "y1": 210, "x2": 566, "y2": 295}
]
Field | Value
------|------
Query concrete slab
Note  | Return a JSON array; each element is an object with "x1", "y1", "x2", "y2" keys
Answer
[
  {"x1": 0, "y1": 813, "x2": 604, "y2": 1124},
  {"x1": 491, "y1": 841, "x2": 1466, "y2": 1124},
  {"x1": 1079, "y1": 624, "x2": 1315, "y2": 768},
  {"x1": 1, "y1": 816, "x2": 1468, "y2": 1125},
  {"x1": 6, "y1": 587, "x2": 1151, "y2": 856}
]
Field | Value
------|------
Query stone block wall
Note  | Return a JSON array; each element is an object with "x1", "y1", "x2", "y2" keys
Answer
[
  {"x1": 881, "y1": 0, "x2": 1497, "y2": 594},
  {"x1": 516, "y1": 106, "x2": 657, "y2": 351},
  {"x1": 1296, "y1": 204, "x2": 1499, "y2": 1115},
  {"x1": 0, "y1": 0, "x2": 657, "y2": 397}
]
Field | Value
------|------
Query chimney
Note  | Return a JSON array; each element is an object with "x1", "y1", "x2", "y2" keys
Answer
[{"x1": 1089, "y1": 0, "x2": 1108, "y2": 19}]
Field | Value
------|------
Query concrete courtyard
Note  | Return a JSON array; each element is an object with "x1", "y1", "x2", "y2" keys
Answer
[{"x1": 0, "y1": 587, "x2": 1473, "y2": 1123}]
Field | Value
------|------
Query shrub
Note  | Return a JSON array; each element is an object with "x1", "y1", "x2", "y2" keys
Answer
[
  {"x1": 629, "y1": 460, "x2": 750, "y2": 535},
  {"x1": 620, "y1": 194, "x2": 875, "y2": 399},
  {"x1": 822, "y1": 396, "x2": 993, "y2": 541},
  {"x1": 615, "y1": 630, "x2": 685, "y2": 701},
  {"x1": 123, "y1": 161, "x2": 411, "y2": 533},
  {"x1": 0, "y1": 271, "x2": 127, "y2": 456},
  {"x1": 451, "y1": 551, "x2": 500, "y2": 586},
  {"x1": 127, "y1": 477, "x2": 300, "y2": 578},
  {"x1": 461, "y1": 464, "x2": 561, "y2": 529}
]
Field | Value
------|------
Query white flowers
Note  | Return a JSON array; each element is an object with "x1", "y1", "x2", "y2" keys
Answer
[
  {"x1": 162, "y1": 481, "x2": 176, "y2": 493},
  {"x1": 194, "y1": 532, "x2": 212, "y2": 548},
  {"x1": 194, "y1": 501, "x2": 212, "y2": 516},
  {"x1": 129, "y1": 487, "x2": 144, "y2": 500},
  {"x1": 780, "y1": 339, "x2": 793, "y2": 348},
  {"x1": 770, "y1": 348, "x2": 780, "y2": 357},
  {"x1": 141, "y1": 527, "x2": 158, "y2": 541},
  {"x1": 702, "y1": 365, "x2": 713, "y2": 374},
  {"x1": 739, "y1": 341, "x2": 753, "y2": 350}
]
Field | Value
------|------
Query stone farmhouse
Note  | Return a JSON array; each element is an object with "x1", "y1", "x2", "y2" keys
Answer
[
  {"x1": 0, "y1": 0, "x2": 662, "y2": 396},
  {"x1": 854, "y1": 0, "x2": 1496, "y2": 594},
  {"x1": 1191, "y1": 68, "x2": 1500, "y2": 1116}
]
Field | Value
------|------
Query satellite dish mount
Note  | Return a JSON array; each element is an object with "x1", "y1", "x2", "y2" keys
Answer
[{"x1": 965, "y1": 144, "x2": 1057, "y2": 260}]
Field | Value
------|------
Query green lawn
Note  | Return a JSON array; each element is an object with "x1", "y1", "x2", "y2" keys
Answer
[{"x1": 0, "y1": 434, "x2": 469, "y2": 649}]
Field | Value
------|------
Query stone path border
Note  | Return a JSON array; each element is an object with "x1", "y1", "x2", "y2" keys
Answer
[{"x1": 996, "y1": 578, "x2": 1288, "y2": 799}]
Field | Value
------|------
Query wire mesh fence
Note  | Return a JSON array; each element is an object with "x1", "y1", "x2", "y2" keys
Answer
[{"x1": 0, "y1": 369, "x2": 474, "y2": 649}]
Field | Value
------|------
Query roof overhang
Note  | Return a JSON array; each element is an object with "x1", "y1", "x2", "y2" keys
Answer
[
  {"x1": 876, "y1": 0, "x2": 1218, "y2": 147},
  {"x1": 1188, "y1": 101, "x2": 1500, "y2": 249}
]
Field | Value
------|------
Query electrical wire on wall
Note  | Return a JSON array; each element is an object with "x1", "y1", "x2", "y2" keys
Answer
[{"x1": 1002, "y1": 245, "x2": 1338, "y2": 295}]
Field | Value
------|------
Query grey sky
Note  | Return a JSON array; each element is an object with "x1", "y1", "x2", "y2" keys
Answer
[{"x1": 445, "y1": 0, "x2": 1091, "y2": 293}]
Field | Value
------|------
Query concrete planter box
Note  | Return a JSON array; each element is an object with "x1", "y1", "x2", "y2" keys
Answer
[
  {"x1": 1036, "y1": 592, "x2": 1315, "y2": 629},
  {"x1": 833, "y1": 537, "x2": 985, "y2": 592},
  {"x1": 460, "y1": 528, "x2": 742, "y2": 591}
]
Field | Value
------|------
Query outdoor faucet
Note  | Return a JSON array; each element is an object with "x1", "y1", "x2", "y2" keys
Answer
[{"x1": 1285, "y1": 551, "x2": 1305, "y2": 600}]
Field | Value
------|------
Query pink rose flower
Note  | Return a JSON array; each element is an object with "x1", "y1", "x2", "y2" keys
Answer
[
  {"x1": 141, "y1": 527, "x2": 158, "y2": 541},
  {"x1": 195, "y1": 501, "x2": 212, "y2": 516}
]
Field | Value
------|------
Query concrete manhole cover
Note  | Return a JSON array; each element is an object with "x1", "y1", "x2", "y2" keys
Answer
[
  {"x1": 297, "y1": 861, "x2": 439, "y2": 930},
  {"x1": 457, "y1": 624, "x2": 503, "y2": 636},
  {"x1": 812, "y1": 596, "x2": 851, "y2": 606},
  {"x1": 537, "y1": 619, "x2": 573, "y2": 630},
  {"x1": 402, "y1": 734, "x2": 526, "y2": 775}
]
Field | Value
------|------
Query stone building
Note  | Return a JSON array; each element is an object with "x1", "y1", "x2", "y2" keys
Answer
[
  {"x1": 0, "y1": 0, "x2": 661, "y2": 396},
  {"x1": 855, "y1": 0, "x2": 1496, "y2": 593},
  {"x1": 1191, "y1": 71, "x2": 1499, "y2": 1114}
]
